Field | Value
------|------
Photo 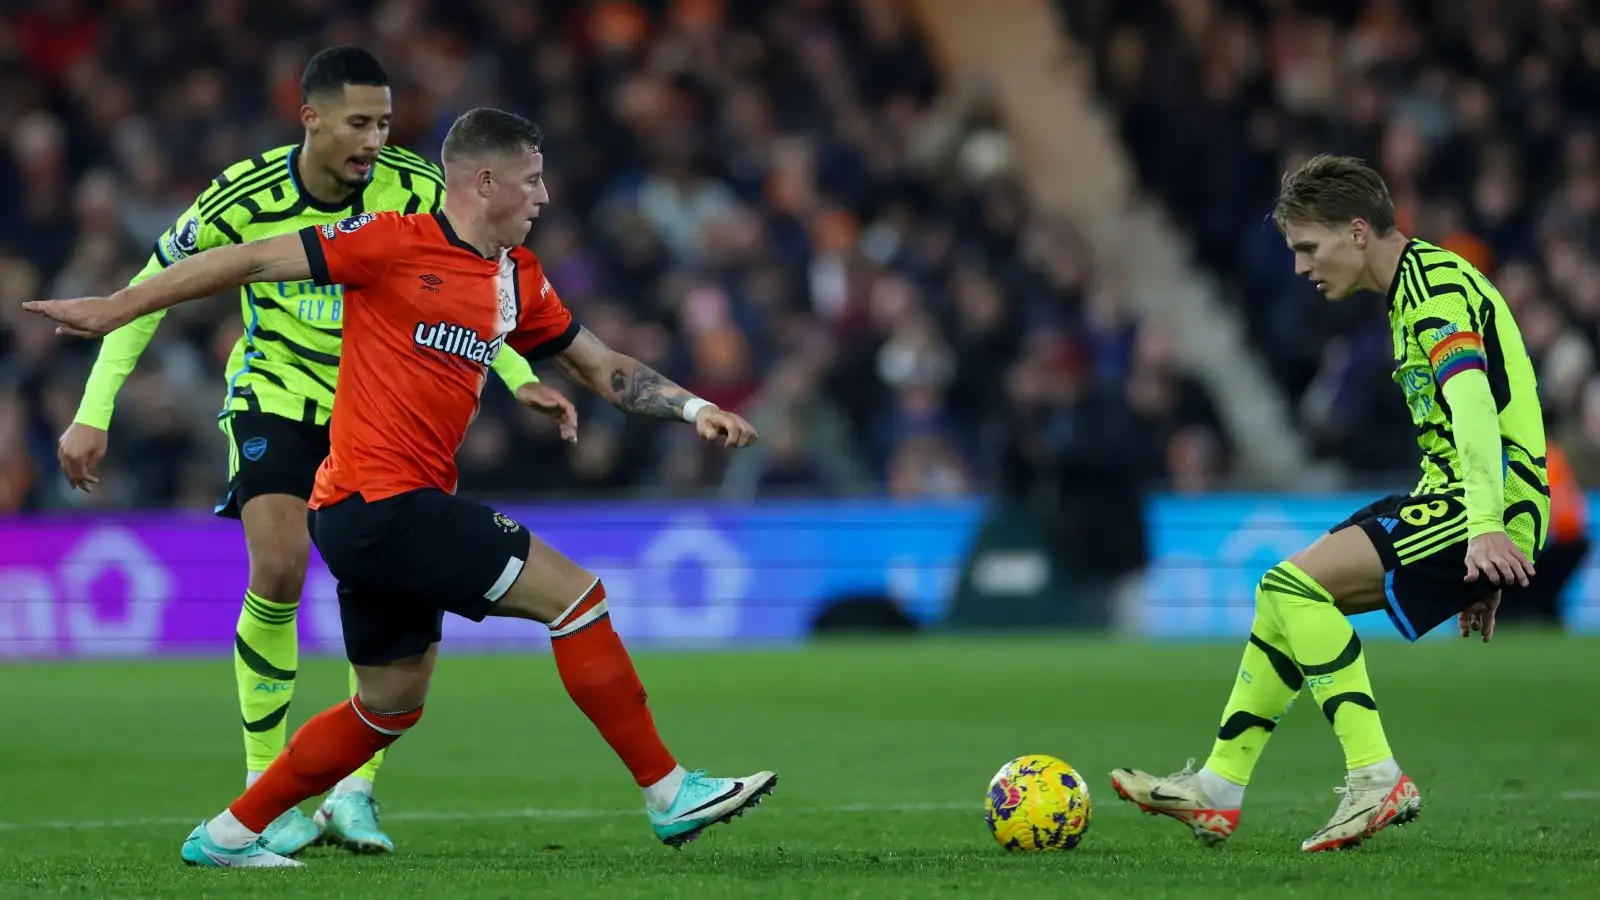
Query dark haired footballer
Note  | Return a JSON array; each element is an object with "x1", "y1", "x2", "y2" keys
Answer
[
  {"x1": 55, "y1": 47, "x2": 565, "y2": 856},
  {"x1": 31, "y1": 107, "x2": 776, "y2": 869}
]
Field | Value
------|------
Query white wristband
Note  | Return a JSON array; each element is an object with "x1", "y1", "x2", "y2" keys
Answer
[{"x1": 682, "y1": 398, "x2": 715, "y2": 423}]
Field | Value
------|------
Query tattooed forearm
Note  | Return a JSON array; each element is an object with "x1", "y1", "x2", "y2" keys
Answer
[
  {"x1": 608, "y1": 359, "x2": 693, "y2": 419},
  {"x1": 553, "y1": 327, "x2": 695, "y2": 419}
]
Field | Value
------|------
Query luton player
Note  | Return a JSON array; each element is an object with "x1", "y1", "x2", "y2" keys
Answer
[
  {"x1": 55, "y1": 48, "x2": 569, "y2": 856},
  {"x1": 1108, "y1": 155, "x2": 1546, "y2": 851},
  {"x1": 28, "y1": 107, "x2": 777, "y2": 868}
]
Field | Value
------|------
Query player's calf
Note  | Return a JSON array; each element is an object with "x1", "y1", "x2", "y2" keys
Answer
[
  {"x1": 299, "y1": 652, "x2": 432, "y2": 855},
  {"x1": 236, "y1": 494, "x2": 317, "y2": 781},
  {"x1": 491, "y1": 532, "x2": 777, "y2": 843},
  {"x1": 184, "y1": 694, "x2": 424, "y2": 866}
]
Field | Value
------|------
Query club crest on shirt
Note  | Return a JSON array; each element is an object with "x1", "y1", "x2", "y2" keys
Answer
[
  {"x1": 334, "y1": 212, "x2": 378, "y2": 234},
  {"x1": 492, "y1": 512, "x2": 521, "y2": 534},
  {"x1": 495, "y1": 253, "x2": 519, "y2": 332},
  {"x1": 498, "y1": 288, "x2": 516, "y2": 328}
]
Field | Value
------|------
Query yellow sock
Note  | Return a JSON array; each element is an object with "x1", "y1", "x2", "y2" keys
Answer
[
  {"x1": 1204, "y1": 587, "x2": 1303, "y2": 786},
  {"x1": 1260, "y1": 561, "x2": 1393, "y2": 770},
  {"x1": 234, "y1": 590, "x2": 298, "y2": 776},
  {"x1": 345, "y1": 662, "x2": 386, "y2": 788}
]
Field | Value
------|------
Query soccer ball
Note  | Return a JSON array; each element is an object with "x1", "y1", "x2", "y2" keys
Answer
[{"x1": 985, "y1": 754, "x2": 1092, "y2": 851}]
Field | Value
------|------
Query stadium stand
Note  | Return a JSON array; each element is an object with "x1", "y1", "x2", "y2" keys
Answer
[
  {"x1": 1059, "y1": 0, "x2": 1600, "y2": 480},
  {"x1": 0, "y1": 0, "x2": 1231, "y2": 514}
]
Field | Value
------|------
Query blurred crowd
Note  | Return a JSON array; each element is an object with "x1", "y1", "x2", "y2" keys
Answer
[
  {"x1": 0, "y1": 0, "x2": 1228, "y2": 520},
  {"x1": 1064, "y1": 0, "x2": 1600, "y2": 480}
]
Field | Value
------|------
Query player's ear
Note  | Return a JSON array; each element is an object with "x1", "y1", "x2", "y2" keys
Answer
[
  {"x1": 1351, "y1": 219, "x2": 1369, "y2": 249},
  {"x1": 476, "y1": 168, "x2": 494, "y2": 198},
  {"x1": 300, "y1": 104, "x2": 319, "y2": 134}
]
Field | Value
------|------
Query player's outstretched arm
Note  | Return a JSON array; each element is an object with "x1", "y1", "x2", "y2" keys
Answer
[
  {"x1": 551, "y1": 326, "x2": 759, "y2": 448},
  {"x1": 62, "y1": 198, "x2": 236, "y2": 491},
  {"x1": 25, "y1": 235, "x2": 311, "y2": 340}
]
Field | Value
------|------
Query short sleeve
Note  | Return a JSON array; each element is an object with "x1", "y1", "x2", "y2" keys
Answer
[
  {"x1": 1410, "y1": 269, "x2": 1489, "y2": 390},
  {"x1": 508, "y1": 260, "x2": 580, "y2": 360},
  {"x1": 298, "y1": 211, "x2": 402, "y2": 290}
]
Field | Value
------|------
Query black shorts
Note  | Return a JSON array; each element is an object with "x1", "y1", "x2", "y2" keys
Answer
[
  {"x1": 215, "y1": 411, "x2": 330, "y2": 519},
  {"x1": 1329, "y1": 493, "x2": 1499, "y2": 642},
  {"x1": 308, "y1": 488, "x2": 531, "y2": 665}
]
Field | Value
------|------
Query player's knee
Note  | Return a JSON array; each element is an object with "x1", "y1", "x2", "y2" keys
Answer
[
  {"x1": 493, "y1": 552, "x2": 599, "y2": 624},
  {"x1": 354, "y1": 658, "x2": 433, "y2": 712},
  {"x1": 247, "y1": 549, "x2": 310, "y2": 603},
  {"x1": 241, "y1": 494, "x2": 314, "y2": 601},
  {"x1": 353, "y1": 697, "x2": 425, "y2": 737}
]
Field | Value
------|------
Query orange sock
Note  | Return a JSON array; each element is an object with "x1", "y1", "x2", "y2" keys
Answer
[
  {"x1": 229, "y1": 696, "x2": 423, "y2": 832},
  {"x1": 550, "y1": 580, "x2": 677, "y2": 786}
]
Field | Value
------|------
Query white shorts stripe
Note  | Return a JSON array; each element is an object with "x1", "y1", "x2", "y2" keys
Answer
[{"x1": 484, "y1": 556, "x2": 525, "y2": 603}]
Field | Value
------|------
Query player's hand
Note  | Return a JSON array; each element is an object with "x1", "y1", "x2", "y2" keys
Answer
[
  {"x1": 694, "y1": 407, "x2": 759, "y2": 448},
  {"x1": 1463, "y1": 532, "x2": 1535, "y2": 588},
  {"x1": 1457, "y1": 590, "x2": 1500, "y2": 643},
  {"x1": 514, "y1": 382, "x2": 578, "y2": 443},
  {"x1": 57, "y1": 422, "x2": 108, "y2": 493},
  {"x1": 22, "y1": 297, "x2": 133, "y2": 339}
]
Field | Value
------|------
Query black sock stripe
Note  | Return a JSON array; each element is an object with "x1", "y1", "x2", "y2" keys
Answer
[
  {"x1": 1263, "y1": 572, "x2": 1325, "y2": 603},
  {"x1": 245, "y1": 610, "x2": 297, "y2": 626},
  {"x1": 234, "y1": 633, "x2": 296, "y2": 681},
  {"x1": 1217, "y1": 711, "x2": 1278, "y2": 741},
  {"x1": 243, "y1": 592, "x2": 298, "y2": 610},
  {"x1": 243, "y1": 701, "x2": 291, "y2": 733},
  {"x1": 243, "y1": 597, "x2": 298, "y2": 625},
  {"x1": 1320, "y1": 692, "x2": 1377, "y2": 723},
  {"x1": 1248, "y1": 633, "x2": 1306, "y2": 691},
  {"x1": 1301, "y1": 632, "x2": 1363, "y2": 677},
  {"x1": 1261, "y1": 565, "x2": 1329, "y2": 603}
]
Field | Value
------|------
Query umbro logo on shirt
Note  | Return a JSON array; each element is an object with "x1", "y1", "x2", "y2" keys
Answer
[{"x1": 419, "y1": 274, "x2": 443, "y2": 293}]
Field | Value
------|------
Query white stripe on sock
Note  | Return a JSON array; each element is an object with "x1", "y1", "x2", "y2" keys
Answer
[
  {"x1": 550, "y1": 598, "x2": 608, "y2": 638},
  {"x1": 549, "y1": 578, "x2": 600, "y2": 626},
  {"x1": 349, "y1": 699, "x2": 409, "y2": 737}
]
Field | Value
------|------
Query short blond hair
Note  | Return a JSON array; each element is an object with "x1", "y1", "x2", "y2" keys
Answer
[{"x1": 1272, "y1": 154, "x2": 1396, "y2": 234}]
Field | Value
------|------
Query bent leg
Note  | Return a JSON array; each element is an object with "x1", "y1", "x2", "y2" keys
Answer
[
  {"x1": 1202, "y1": 585, "x2": 1304, "y2": 791},
  {"x1": 491, "y1": 533, "x2": 680, "y2": 789},
  {"x1": 1274, "y1": 525, "x2": 1393, "y2": 771},
  {"x1": 489, "y1": 518, "x2": 777, "y2": 845},
  {"x1": 203, "y1": 651, "x2": 431, "y2": 853}
]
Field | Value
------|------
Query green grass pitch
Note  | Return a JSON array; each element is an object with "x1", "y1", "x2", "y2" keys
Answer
[{"x1": 2, "y1": 634, "x2": 1597, "y2": 898}]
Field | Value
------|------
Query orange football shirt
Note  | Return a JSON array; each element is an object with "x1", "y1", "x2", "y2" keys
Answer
[{"x1": 297, "y1": 211, "x2": 578, "y2": 507}]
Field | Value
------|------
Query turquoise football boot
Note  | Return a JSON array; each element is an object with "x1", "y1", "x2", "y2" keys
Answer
[
  {"x1": 258, "y1": 807, "x2": 323, "y2": 857},
  {"x1": 649, "y1": 769, "x2": 778, "y2": 847},
  {"x1": 181, "y1": 822, "x2": 303, "y2": 868},
  {"x1": 314, "y1": 792, "x2": 395, "y2": 854}
]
